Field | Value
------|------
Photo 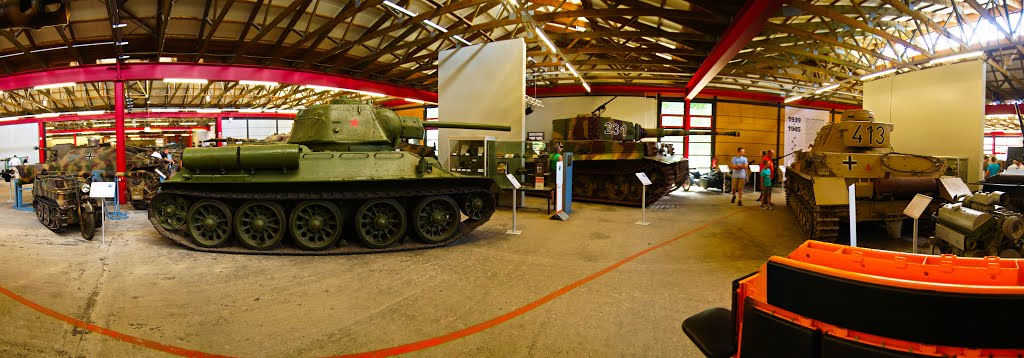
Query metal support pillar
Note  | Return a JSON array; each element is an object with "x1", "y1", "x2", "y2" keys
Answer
[
  {"x1": 115, "y1": 80, "x2": 127, "y2": 204},
  {"x1": 683, "y1": 98, "x2": 691, "y2": 158},
  {"x1": 37, "y1": 120, "x2": 45, "y2": 163}
]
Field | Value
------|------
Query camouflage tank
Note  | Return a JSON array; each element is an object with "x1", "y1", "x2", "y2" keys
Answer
[
  {"x1": 147, "y1": 99, "x2": 510, "y2": 254},
  {"x1": 15, "y1": 144, "x2": 165, "y2": 210},
  {"x1": 552, "y1": 115, "x2": 740, "y2": 206},
  {"x1": 31, "y1": 172, "x2": 102, "y2": 240},
  {"x1": 785, "y1": 109, "x2": 950, "y2": 242}
]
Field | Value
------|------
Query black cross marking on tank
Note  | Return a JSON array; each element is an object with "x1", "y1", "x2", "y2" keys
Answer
[
  {"x1": 85, "y1": 152, "x2": 94, "y2": 160},
  {"x1": 843, "y1": 155, "x2": 858, "y2": 170}
]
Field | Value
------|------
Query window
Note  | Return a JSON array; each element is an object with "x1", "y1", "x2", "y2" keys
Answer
[
  {"x1": 985, "y1": 132, "x2": 1022, "y2": 161},
  {"x1": 425, "y1": 107, "x2": 439, "y2": 148},
  {"x1": 660, "y1": 100, "x2": 715, "y2": 171}
]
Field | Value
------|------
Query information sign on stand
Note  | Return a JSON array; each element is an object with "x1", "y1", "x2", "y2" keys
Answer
[
  {"x1": 91, "y1": 182, "x2": 117, "y2": 244},
  {"x1": 848, "y1": 184, "x2": 857, "y2": 247},
  {"x1": 635, "y1": 173, "x2": 652, "y2": 225},
  {"x1": 549, "y1": 161, "x2": 569, "y2": 221},
  {"x1": 506, "y1": 174, "x2": 522, "y2": 235},
  {"x1": 903, "y1": 194, "x2": 933, "y2": 254}
]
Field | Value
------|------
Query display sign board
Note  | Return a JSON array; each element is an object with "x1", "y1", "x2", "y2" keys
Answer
[
  {"x1": 91, "y1": 182, "x2": 117, "y2": 198},
  {"x1": 784, "y1": 107, "x2": 829, "y2": 166},
  {"x1": 635, "y1": 172, "x2": 652, "y2": 186},
  {"x1": 903, "y1": 194, "x2": 933, "y2": 220},
  {"x1": 506, "y1": 173, "x2": 521, "y2": 189}
]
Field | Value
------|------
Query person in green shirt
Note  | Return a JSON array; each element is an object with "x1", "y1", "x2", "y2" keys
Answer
[{"x1": 549, "y1": 142, "x2": 563, "y2": 171}]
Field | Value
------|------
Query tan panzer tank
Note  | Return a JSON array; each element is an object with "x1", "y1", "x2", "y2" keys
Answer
[{"x1": 785, "y1": 109, "x2": 949, "y2": 242}]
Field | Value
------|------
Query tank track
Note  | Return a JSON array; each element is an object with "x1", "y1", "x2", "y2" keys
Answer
[
  {"x1": 571, "y1": 160, "x2": 685, "y2": 207},
  {"x1": 148, "y1": 181, "x2": 496, "y2": 255},
  {"x1": 785, "y1": 172, "x2": 843, "y2": 242},
  {"x1": 32, "y1": 196, "x2": 69, "y2": 233}
]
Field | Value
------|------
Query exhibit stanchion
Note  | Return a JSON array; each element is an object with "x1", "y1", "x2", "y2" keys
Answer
[
  {"x1": 506, "y1": 174, "x2": 522, "y2": 235},
  {"x1": 848, "y1": 184, "x2": 857, "y2": 247},
  {"x1": 903, "y1": 194, "x2": 932, "y2": 255},
  {"x1": 635, "y1": 172, "x2": 652, "y2": 225},
  {"x1": 91, "y1": 182, "x2": 117, "y2": 245}
]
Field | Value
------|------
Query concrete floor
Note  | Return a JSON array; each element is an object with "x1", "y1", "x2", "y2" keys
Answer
[{"x1": 0, "y1": 182, "x2": 917, "y2": 357}]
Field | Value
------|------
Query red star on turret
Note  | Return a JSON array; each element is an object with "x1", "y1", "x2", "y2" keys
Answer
[{"x1": 350, "y1": 118, "x2": 359, "y2": 127}]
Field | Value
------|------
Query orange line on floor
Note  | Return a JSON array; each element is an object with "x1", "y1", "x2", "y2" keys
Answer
[
  {"x1": 336, "y1": 207, "x2": 751, "y2": 357},
  {"x1": 0, "y1": 284, "x2": 233, "y2": 357}
]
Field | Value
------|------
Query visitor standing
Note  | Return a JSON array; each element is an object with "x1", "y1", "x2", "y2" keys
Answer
[
  {"x1": 760, "y1": 150, "x2": 775, "y2": 210},
  {"x1": 987, "y1": 156, "x2": 1002, "y2": 178},
  {"x1": 730, "y1": 147, "x2": 748, "y2": 206}
]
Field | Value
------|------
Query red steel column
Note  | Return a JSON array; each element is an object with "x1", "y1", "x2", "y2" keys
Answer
[
  {"x1": 115, "y1": 80, "x2": 127, "y2": 204},
  {"x1": 37, "y1": 120, "x2": 45, "y2": 163},
  {"x1": 683, "y1": 98, "x2": 691, "y2": 158},
  {"x1": 73, "y1": 133, "x2": 77, "y2": 146}
]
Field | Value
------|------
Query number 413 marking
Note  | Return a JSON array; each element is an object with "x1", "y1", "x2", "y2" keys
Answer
[{"x1": 851, "y1": 124, "x2": 885, "y2": 145}]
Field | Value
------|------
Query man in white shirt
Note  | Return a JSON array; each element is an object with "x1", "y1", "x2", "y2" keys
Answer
[{"x1": 8, "y1": 156, "x2": 22, "y2": 167}]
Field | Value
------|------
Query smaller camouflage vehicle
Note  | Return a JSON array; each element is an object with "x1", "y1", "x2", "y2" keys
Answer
[
  {"x1": 16, "y1": 144, "x2": 164, "y2": 209},
  {"x1": 32, "y1": 172, "x2": 102, "y2": 240}
]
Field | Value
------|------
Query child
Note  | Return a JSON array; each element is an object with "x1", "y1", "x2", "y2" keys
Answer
[{"x1": 760, "y1": 166, "x2": 773, "y2": 209}]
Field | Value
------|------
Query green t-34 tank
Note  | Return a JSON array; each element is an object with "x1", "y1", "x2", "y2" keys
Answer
[
  {"x1": 148, "y1": 99, "x2": 510, "y2": 254},
  {"x1": 552, "y1": 115, "x2": 739, "y2": 206}
]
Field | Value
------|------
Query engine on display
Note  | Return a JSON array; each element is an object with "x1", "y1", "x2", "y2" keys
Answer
[
  {"x1": 785, "y1": 109, "x2": 951, "y2": 242},
  {"x1": 553, "y1": 115, "x2": 739, "y2": 206},
  {"x1": 147, "y1": 99, "x2": 511, "y2": 254},
  {"x1": 931, "y1": 191, "x2": 1024, "y2": 258}
]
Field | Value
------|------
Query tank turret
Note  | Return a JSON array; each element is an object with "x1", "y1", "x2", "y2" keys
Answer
[
  {"x1": 288, "y1": 99, "x2": 509, "y2": 150},
  {"x1": 150, "y1": 100, "x2": 511, "y2": 255},
  {"x1": 552, "y1": 116, "x2": 738, "y2": 142}
]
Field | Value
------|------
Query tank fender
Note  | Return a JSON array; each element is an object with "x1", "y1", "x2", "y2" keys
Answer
[{"x1": 811, "y1": 177, "x2": 849, "y2": 206}]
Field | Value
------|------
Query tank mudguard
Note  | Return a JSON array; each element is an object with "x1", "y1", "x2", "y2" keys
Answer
[{"x1": 812, "y1": 177, "x2": 849, "y2": 206}]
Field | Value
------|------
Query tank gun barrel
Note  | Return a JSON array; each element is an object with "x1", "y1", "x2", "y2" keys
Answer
[
  {"x1": 640, "y1": 128, "x2": 740, "y2": 138},
  {"x1": 425, "y1": 121, "x2": 512, "y2": 132}
]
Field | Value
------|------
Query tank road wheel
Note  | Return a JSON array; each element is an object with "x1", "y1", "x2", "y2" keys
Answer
[
  {"x1": 289, "y1": 201, "x2": 342, "y2": 251},
  {"x1": 236, "y1": 201, "x2": 287, "y2": 250},
  {"x1": 461, "y1": 193, "x2": 494, "y2": 220},
  {"x1": 606, "y1": 176, "x2": 631, "y2": 202},
  {"x1": 80, "y1": 208, "x2": 96, "y2": 241},
  {"x1": 412, "y1": 196, "x2": 460, "y2": 244},
  {"x1": 574, "y1": 175, "x2": 597, "y2": 198},
  {"x1": 356, "y1": 199, "x2": 407, "y2": 249},
  {"x1": 152, "y1": 194, "x2": 189, "y2": 230},
  {"x1": 187, "y1": 199, "x2": 233, "y2": 248}
]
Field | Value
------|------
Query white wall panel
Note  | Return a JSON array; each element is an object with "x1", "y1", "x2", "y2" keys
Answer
[
  {"x1": 437, "y1": 39, "x2": 526, "y2": 166},
  {"x1": 0, "y1": 123, "x2": 40, "y2": 164},
  {"x1": 863, "y1": 60, "x2": 986, "y2": 183},
  {"x1": 221, "y1": 119, "x2": 247, "y2": 138}
]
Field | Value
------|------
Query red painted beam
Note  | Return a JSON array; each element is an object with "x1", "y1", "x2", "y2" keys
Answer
[
  {"x1": 684, "y1": 0, "x2": 786, "y2": 100},
  {"x1": 0, "y1": 63, "x2": 438, "y2": 103},
  {"x1": 0, "y1": 111, "x2": 295, "y2": 127},
  {"x1": 987, "y1": 104, "x2": 1023, "y2": 115},
  {"x1": 48, "y1": 126, "x2": 208, "y2": 134},
  {"x1": 529, "y1": 85, "x2": 860, "y2": 110}
]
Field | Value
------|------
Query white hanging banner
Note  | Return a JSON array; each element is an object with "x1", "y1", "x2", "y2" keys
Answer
[{"x1": 784, "y1": 107, "x2": 830, "y2": 166}]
